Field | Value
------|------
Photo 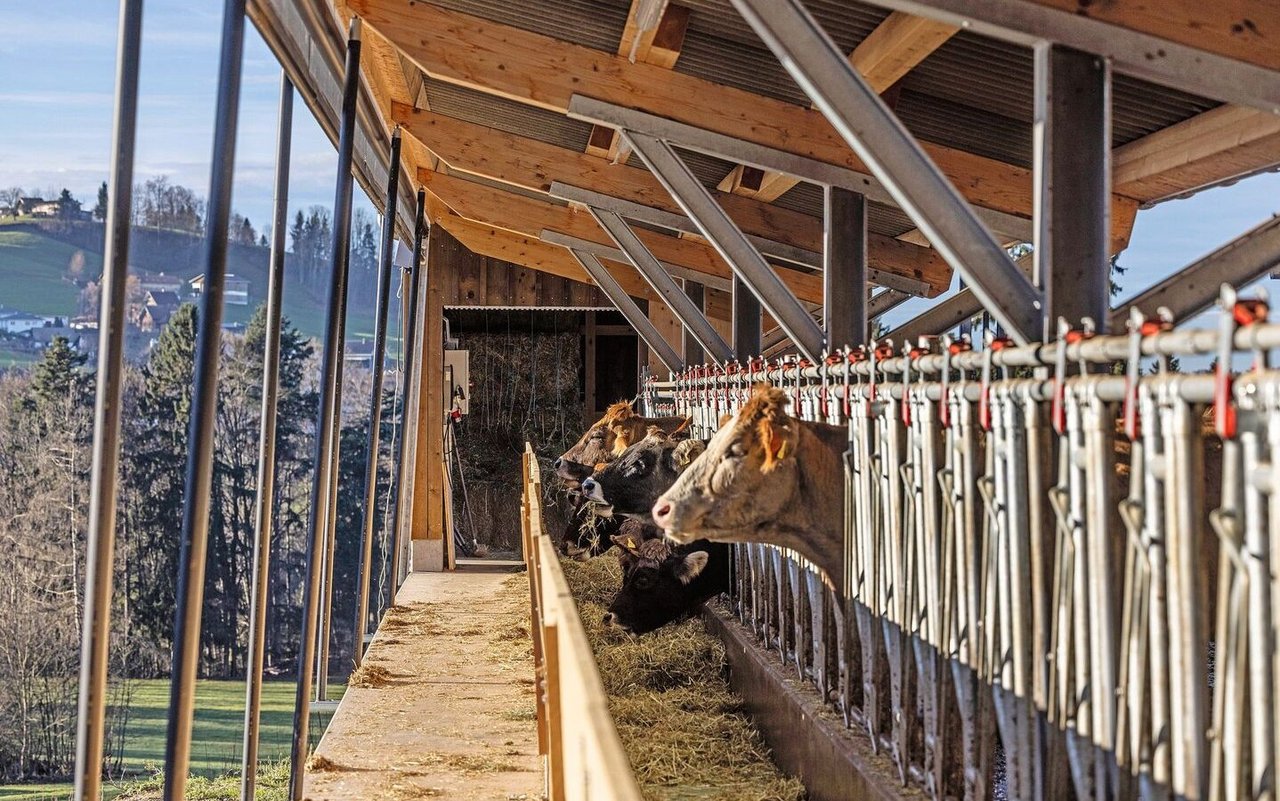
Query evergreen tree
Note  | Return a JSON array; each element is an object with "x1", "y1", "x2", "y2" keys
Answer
[
  {"x1": 93, "y1": 181, "x2": 108, "y2": 222},
  {"x1": 30, "y1": 336, "x2": 90, "y2": 412}
]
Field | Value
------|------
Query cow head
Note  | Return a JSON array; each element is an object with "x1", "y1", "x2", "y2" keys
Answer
[
  {"x1": 554, "y1": 401, "x2": 651, "y2": 484},
  {"x1": 579, "y1": 427, "x2": 705, "y2": 517},
  {"x1": 603, "y1": 530, "x2": 728, "y2": 634},
  {"x1": 652, "y1": 384, "x2": 799, "y2": 542}
]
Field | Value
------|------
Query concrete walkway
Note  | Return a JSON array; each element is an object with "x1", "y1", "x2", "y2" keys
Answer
[{"x1": 303, "y1": 567, "x2": 543, "y2": 801}]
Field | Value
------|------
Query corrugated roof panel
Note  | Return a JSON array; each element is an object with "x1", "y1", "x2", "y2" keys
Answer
[
  {"x1": 423, "y1": 78, "x2": 594, "y2": 153},
  {"x1": 426, "y1": 0, "x2": 630, "y2": 51},
  {"x1": 895, "y1": 92, "x2": 1032, "y2": 167}
]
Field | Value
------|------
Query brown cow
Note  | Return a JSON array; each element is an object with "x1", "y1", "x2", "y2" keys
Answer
[
  {"x1": 553, "y1": 401, "x2": 685, "y2": 485},
  {"x1": 652, "y1": 384, "x2": 847, "y2": 590}
]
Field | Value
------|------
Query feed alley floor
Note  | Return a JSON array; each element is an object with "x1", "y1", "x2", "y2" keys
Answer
[{"x1": 302, "y1": 564, "x2": 542, "y2": 800}]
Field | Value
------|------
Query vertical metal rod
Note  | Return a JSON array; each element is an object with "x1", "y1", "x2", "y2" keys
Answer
[
  {"x1": 354, "y1": 130, "x2": 402, "y2": 668},
  {"x1": 389, "y1": 191, "x2": 426, "y2": 597},
  {"x1": 824, "y1": 186, "x2": 867, "y2": 350},
  {"x1": 289, "y1": 19, "x2": 361, "y2": 801},
  {"x1": 162, "y1": 0, "x2": 245, "y2": 797},
  {"x1": 316, "y1": 314, "x2": 345, "y2": 702},
  {"x1": 732, "y1": 275, "x2": 761, "y2": 360},
  {"x1": 683, "y1": 280, "x2": 706, "y2": 366},
  {"x1": 240, "y1": 72, "x2": 293, "y2": 801},
  {"x1": 1034, "y1": 43, "x2": 1111, "y2": 337},
  {"x1": 73, "y1": 2, "x2": 143, "y2": 798}
]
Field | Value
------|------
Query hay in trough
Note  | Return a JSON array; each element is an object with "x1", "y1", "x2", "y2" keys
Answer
[{"x1": 561, "y1": 553, "x2": 806, "y2": 801}]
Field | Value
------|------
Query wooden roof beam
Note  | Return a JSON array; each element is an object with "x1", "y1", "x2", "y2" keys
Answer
[
  {"x1": 393, "y1": 103, "x2": 953, "y2": 295},
  {"x1": 588, "y1": 1, "x2": 691, "y2": 161},
  {"x1": 420, "y1": 169, "x2": 825, "y2": 302},
  {"x1": 1114, "y1": 104, "x2": 1280, "y2": 203},
  {"x1": 349, "y1": 0, "x2": 1035, "y2": 221},
  {"x1": 719, "y1": 11, "x2": 959, "y2": 202}
]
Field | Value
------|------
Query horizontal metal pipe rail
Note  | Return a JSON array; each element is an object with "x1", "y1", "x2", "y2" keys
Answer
[{"x1": 640, "y1": 296, "x2": 1276, "y2": 801}]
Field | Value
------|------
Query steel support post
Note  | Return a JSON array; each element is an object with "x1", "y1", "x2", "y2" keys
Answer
[
  {"x1": 730, "y1": 0, "x2": 1043, "y2": 344},
  {"x1": 684, "y1": 280, "x2": 707, "y2": 366},
  {"x1": 825, "y1": 186, "x2": 868, "y2": 350},
  {"x1": 73, "y1": 3, "x2": 142, "y2": 798},
  {"x1": 590, "y1": 207, "x2": 733, "y2": 362},
  {"x1": 733, "y1": 276, "x2": 762, "y2": 360},
  {"x1": 240, "y1": 72, "x2": 293, "y2": 801},
  {"x1": 289, "y1": 19, "x2": 360, "y2": 801},
  {"x1": 163, "y1": 1, "x2": 246, "y2": 797},
  {"x1": 1035, "y1": 43, "x2": 1112, "y2": 337},
  {"x1": 389, "y1": 192, "x2": 426, "y2": 597},
  {"x1": 624, "y1": 131, "x2": 825, "y2": 361},
  {"x1": 316, "y1": 282, "x2": 348, "y2": 701},
  {"x1": 568, "y1": 248, "x2": 684, "y2": 374},
  {"x1": 354, "y1": 129, "x2": 402, "y2": 669}
]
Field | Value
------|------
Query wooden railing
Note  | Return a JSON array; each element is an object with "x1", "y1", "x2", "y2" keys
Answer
[{"x1": 521, "y1": 444, "x2": 644, "y2": 801}]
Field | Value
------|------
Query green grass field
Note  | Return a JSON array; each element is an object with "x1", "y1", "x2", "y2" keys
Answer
[
  {"x1": 0, "y1": 231, "x2": 98, "y2": 317},
  {"x1": 0, "y1": 227, "x2": 401, "y2": 345},
  {"x1": 0, "y1": 679, "x2": 344, "y2": 801}
]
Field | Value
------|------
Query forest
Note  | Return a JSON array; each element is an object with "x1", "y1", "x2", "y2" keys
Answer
[{"x1": 0, "y1": 304, "x2": 398, "y2": 782}]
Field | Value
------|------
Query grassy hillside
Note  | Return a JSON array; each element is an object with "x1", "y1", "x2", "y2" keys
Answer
[
  {"x1": 0, "y1": 679, "x2": 343, "y2": 801},
  {"x1": 0, "y1": 222, "x2": 402, "y2": 344},
  {"x1": 0, "y1": 230, "x2": 98, "y2": 317}
]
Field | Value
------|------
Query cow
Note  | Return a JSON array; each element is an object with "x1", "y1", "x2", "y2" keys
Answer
[
  {"x1": 652, "y1": 384, "x2": 847, "y2": 591},
  {"x1": 553, "y1": 401, "x2": 685, "y2": 486},
  {"x1": 580, "y1": 427, "x2": 705, "y2": 517},
  {"x1": 602, "y1": 519, "x2": 731, "y2": 635}
]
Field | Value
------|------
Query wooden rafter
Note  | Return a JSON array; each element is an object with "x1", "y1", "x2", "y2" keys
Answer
[
  {"x1": 349, "y1": 0, "x2": 1038, "y2": 221},
  {"x1": 393, "y1": 103, "x2": 953, "y2": 295},
  {"x1": 1114, "y1": 104, "x2": 1280, "y2": 202},
  {"x1": 587, "y1": 1, "x2": 690, "y2": 161},
  {"x1": 421, "y1": 170, "x2": 826, "y2": 303},
  {"x1": 719, "y1": 11, "x2": 959, "y2": 203}
]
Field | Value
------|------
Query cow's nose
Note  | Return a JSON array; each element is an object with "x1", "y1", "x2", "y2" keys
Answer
[
  {"x1": 602, "y1": 612, "x2": 616, "y2": 626},
  {"x1": 652, "y1": 500, "x2": 673, "y2": 526},
  {"x1": 553, "y1": 457, "x2": 564, "y2": 471},
  {"x1": 581, "y1": 477, "x2": 597, "y2": 495}
]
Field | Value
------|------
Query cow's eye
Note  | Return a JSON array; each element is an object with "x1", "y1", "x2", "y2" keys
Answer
[
  {"x1": 729, "y1": 441, "x2": 747, "y2": 458},
  {"x1": 634, "y1": 571, "x2": 656, "y2": 590},
  {"x1": 624, "y1": 460, "x2": 646, "y2": 477}
]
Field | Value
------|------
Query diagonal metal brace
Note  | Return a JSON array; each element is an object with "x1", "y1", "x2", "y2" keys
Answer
[
  {"x1": 731, "y1": 0, "x2": 1044, "y2": 344},
  {"x1": 624, "y1": 131, "x2": 827, "y2": 362},
  {"x1": 589, "y1": 208, "x2": 734, "y2": 362},
  {"x1": 567, "y1": 248, "x2": 685, "y2": 374}
]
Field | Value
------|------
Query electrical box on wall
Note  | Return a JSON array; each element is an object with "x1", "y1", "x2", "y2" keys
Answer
[{"x1": 444, "y1": 350, "x2": 470, "y2": 416}]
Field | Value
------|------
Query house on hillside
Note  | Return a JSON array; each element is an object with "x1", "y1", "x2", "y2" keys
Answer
[
  {"x1": 190, "y1": 273, "x2": 250, "y2": 305},
  {"x1": 134, "y1": 290, "x2": 181, "y2": 332},
  {"x1": 137, "y1": 271, "x2": 185, "y2": 295},
  {"x1": 15, "y1": 197, "x2": 58, "y2": 217},
  {"x1": 344, "y1": 338, "x2": 376, "y2": 369},
  {"x1": 30, "y1": 326, "x2": 85, "y2": 351},
  {"x1": 0, "y1": 308, "x2": 57, "y2": 334}
]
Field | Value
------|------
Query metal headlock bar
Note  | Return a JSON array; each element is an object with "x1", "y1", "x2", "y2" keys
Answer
[{"x1": 641, "y1": 287, "x2": 1277, "y2": 801}]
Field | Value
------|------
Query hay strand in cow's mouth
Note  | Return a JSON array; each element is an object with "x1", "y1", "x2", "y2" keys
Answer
[{"x1": 560, "y1": 556, "x2": 806, "y2": 800}]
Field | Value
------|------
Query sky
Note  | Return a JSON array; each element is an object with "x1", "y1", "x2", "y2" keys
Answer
[
  {"x1": 0, "y1": 0, "x2": 375, "y2": 234},
  {"x1": 2, "y1": 1, "x2": 1278, "y2": 339}
]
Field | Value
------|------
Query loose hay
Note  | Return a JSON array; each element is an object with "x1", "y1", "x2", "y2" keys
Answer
[
  {"x1": 349, "y1": 663, "x2": 393, "y2": 689},
  {"x1": 561, "y1": 553, "x2": 806, "y2": 801}
]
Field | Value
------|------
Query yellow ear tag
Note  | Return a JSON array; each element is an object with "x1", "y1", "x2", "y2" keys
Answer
[
  {"x1": 625, "y1": 537, "x2": 637, "y2": 550},
  {"x1": 777, "y1": 440, "x2": 789, "y2": 460}
]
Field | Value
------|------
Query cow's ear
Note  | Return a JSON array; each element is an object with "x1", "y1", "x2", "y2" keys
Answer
[
  {"x1": 757, "y1": 415, "x2": 796, "y2": 473},
  {"x1": 677, "y1": 551, "x2": 710, "y2": 584},
  {"x1": 672, "y1": 439, "x2": 706, "y2": 471},
  {"x1": 610, "y1": 533, "x2": 640, "y2": 553}
]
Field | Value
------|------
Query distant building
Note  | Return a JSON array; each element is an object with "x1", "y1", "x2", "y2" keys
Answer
[
  {"x1": 344, "y1": 338, "x2": 376, "y2": 369},
  {"x1": 0, "y1": 308, "x2": 57, "y2": 334},
  {"x1": 190, "y1": 273, "x2": 250, "y2": 305},
  {"x1": 14, "y1": 196, "x2": 84, "y2": 219},
  {"x1": 145, "y1": 290, "x2": 181, "y2": 308},
  {"x1": 30, "y1": 326, "x2": 85, "y2": 351},
  {"x1": 137, "y1": 271, "x2": 185, "y2": 295}
]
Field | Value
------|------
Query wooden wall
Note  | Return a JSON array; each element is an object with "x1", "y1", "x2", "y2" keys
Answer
[{"x1": 432, "y1": 231, "x2": 610, "y2": 309}]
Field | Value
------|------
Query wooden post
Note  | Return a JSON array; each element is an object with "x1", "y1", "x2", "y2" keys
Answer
[{"x1": 409, "y1": 228, "x2": 449, "y2": 570}]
